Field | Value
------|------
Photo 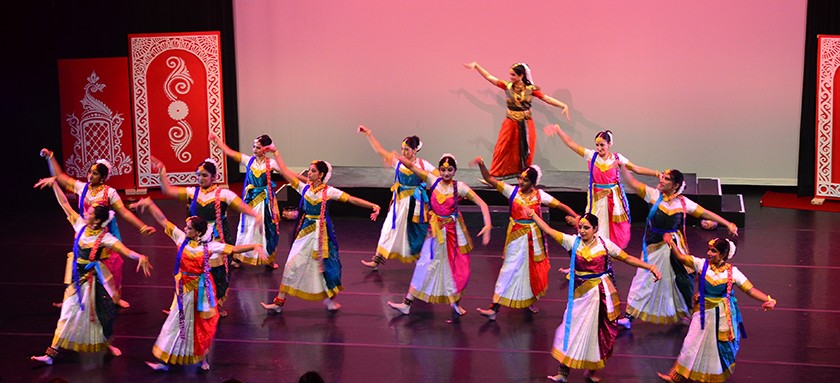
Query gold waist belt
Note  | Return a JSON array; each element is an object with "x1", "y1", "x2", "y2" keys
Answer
[{"x1": 506, "y1": 109, "x2": 532, "y2": 121}]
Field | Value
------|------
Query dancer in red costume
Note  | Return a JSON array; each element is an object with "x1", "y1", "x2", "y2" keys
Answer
[{"x1": 464, "y1": 62, "x2": 571, "y2": 178}]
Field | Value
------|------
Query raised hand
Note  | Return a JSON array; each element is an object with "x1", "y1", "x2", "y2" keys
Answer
[{"x1": 33, "y1": 177, "x2": 57, "y2": 189}]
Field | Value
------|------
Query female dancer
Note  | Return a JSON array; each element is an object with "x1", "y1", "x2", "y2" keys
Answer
[
  {"x1": 130, "y1": 197, "x2": 265, "y2": 371},
  {"x1": 39, "y1": 148, "x2": 156, "y2": 308},
  {"x1": 657, "y1": 234, "x2": 776, "y2": 382},
  {"x1": 153, "y1": 156, "x2": 262, "y2": 317},
  {"x1": 260, "y1": 147, "x2": 380, "y2": 313},
  {"x1": 31, "y1": 178, "x2": 152, "y2": 365},
  {"x1": 386, "y1": 154, "x2": 492, "y2": 318},
  {"x1": 527, "y1": 210, "x2": 660, "y2": 383},
  {"x1": 617, "y1": 167, "x2": 738, "y2": 329},
  {"x1": 472, "y1": 156, "x2": 578, "y2": 320},
  {"x1": 357, "y1": 125, "x2": 436, "y2": 270},
  {"x1": 463, "y1": 61, "x2": 571, "y2": 178},
  {"x1": 210, "y1": 133, "x2": 282, "y2": 269},
  {"x1": 544, "y1": 124, "x2": 659, "y2": 249}
]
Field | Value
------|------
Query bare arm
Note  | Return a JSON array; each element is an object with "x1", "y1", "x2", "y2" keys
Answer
[
  {"x1": 108, "y1": 244, "x2": 152, "y2": 277},
  {"x1": 39, "y1": 148, "x2": 76, "y2": 190},
  {"x1": 625, "y1": 162, "x2": 660, "y2": 178},
  {"x1": 345, "y1": 195, "x2": 381, "y2": 221},
  {"x1": 470, "y1": 156, "x2": 501, "y2": 189},
  {"x1": 267, "y1": 147, "x2": 305, "y2": 185},
  {"x1": 356, "y1": 125, "x2": 393, "y2": 163},
  {"x1": 543, "y1": 124, "x2": 583, "y2": 156},
  {"x1": 465, "y1": 191, "x2": 492, "y2": 245},
  {"x1": 463, "y1": 62, "x2": 499, "y2": 85},
  {"x1": 230, "y1": 196, "x2": 260, "y2": 219},
  {"x1": 620, "y1": 163, "x2": 647, "y2": 195},
  {"x1": 114, "y1": 202, "x2": 156, "y2": 235},
  {"x1": 129, "y1": 197, "x2": 173, "y2": 229},
  {"x1": 744, "y1": 287, "x2": 777, "y2": 311},
  {"x1": 663, "y1": 233, "x2": 692, "y2": 266},
  {"x1": 523, "y1": 206, "x2": 561, "y2": 239},
  {"x1": 44, "y1": 177, "x2": 75, "y2": 219},
  {"x1": 395, "y1": 154, "x2": 428, "y2": 179},
  {"x1": 698, "y1": 209, "x2": 738, "y2": 237},
  {"x1": 618, "y1": 252, "x2": 661, "y2": 281},
  {"x1": 209, "y1": 133, "x2": 243, "y2": 162},
  {"x1": 538, "y1": 94, "x2": 571, "y2": 121},
  {"x1": 151, "y1": 156, "x2": 184, "y2": 199}
]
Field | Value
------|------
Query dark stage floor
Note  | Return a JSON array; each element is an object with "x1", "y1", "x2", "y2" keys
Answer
[{"x1": 3, "y1": 191, "x2": 839, "y2": 382}]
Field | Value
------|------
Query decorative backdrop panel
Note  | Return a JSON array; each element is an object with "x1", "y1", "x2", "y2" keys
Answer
[
  {"x1": 57, "y1": 57, "x2": 135, "y2": 190},
  {"x1": 129, "y1": 31, "x2": 226, "y2": 187},
  {"x1": 816, "y1": 35, "x2": 840, "y2": 200}
]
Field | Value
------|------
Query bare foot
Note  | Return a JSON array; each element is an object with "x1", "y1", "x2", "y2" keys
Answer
[
  {"x1": 200, "y1": 360, "x2": 210, "y2": 370},
  {"x1": 117, "y1": 299, "x2": 131, "y2": 309},
  {"x1": 476, "y1": 307, "x2": 497, "y2": 321},
  {"x1": 260, "y1": 302, "x2": 282, "y2": 313},
  {"x1": 656, "y1": 372, "x2": 674, "y2": 382},
  {"x1": 108, "y1": 345, "x2": 122, "y2": 357},
  {"x1": 145, "y1": 361, "x2": 170, "y2": 371},
  {"x1": 31, "y1": 355, "x2": 53, "y2": 365}
]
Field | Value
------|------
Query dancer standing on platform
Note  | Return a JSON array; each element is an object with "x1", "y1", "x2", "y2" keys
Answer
[
  {"x1": 152, "y1": 156, "x2": 262, "y2": 317},
  {"x1": 544, "y1": 124, "x2": 659, "y2": 249},
  {"x1": 356, "y1": 125, "x2": 436, "y2": 270},
  {"x1": 130, "y1": 197, "x2": 265, "y2": 371},
  {"x1": 38, "y1": 148, "x2": 156, "y2": 309},
  {"x1": 463, "y1": 61, "x2": 571, "y2": 178},
  {"x1": 657, "y1": 234, "x2": 776, "y2": 383},
  {"x1": 31, "y1": 178, "x2": 152, "y2": 365},
  {"x1": 210, "y1": 133, "x2": 282, "y2": 269},
  {"x1": 386, "y1": 153, "x2": 493, "y2": 319},
  {"x1": 472, "y1": 156, "x2": 578, "y2": 320},
  {"x1": 260, "y1": 147, "x2": 380, "y2": 313},
  {"x1": 617, "y1": 167, "x2": 738, "y2": 330},
  {"x1": 525, "y1": 210, "x2": 660, "y2": 382}
]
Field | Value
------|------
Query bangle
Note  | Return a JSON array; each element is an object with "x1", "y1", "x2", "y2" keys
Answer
[
  {"x1": 140, "y1": 225, "x2": 151, "y2": 232},
  {"x1": 766, "y1": 295, "x2": 776, "y2": 304}
]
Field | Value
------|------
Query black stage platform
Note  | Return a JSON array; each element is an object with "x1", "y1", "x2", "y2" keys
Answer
[{"x1": 3, "y1": 171, "x2": 837, "y2": 382}]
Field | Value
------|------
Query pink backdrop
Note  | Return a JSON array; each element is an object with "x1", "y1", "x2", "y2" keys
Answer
[{"x1": 233, "y1": 1, "x2": 807, "y2": 185}]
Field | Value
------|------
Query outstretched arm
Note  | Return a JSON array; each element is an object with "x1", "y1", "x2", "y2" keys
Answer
[
  {"x1": 129, "y1": 197, "x2": 173, "y2": 229},
  {"x1": 39, "y1": 148, "x2": 76, "y2": 190},
  {"x1": 356, "y1": 125, "x2": 394, "y2": 164},
  {"x1": 209, "y1": 133, "x2": 243, "y2": 162},
  {"x1": 151, "y1": 156, "x2": 184, "y2": 199},
  {"x1": 114, "y1": 201, "x2": 156, "y2": 235},
  {"x1": 471, "y1": 156, "x2": 501, "y2": 189},
  {"x1": 625, "y1": 162, "x2": 660, "y2": 178},
  {"x1": 35, "y1": 177, "x2": 75, "y2": 219},
  {"x1": 345, "y1": 195, "x2": 381, "y2": 221},
  {"x1": 543, "y1": 124, "x2": 584, "y2": 156},
  {"x1": 744, "y1": 287, "x2": 777, "y2": 311},
  {"x1": 620, "y1": 163, "x2": 647, "y2": 195},
  {"x1": 537, "y1": 95, "x2": 571, "y2": 121},
  {"x1": 267, "y1": 146, "x2": 307, "y2": 185},
  {"x1": 617, "y1": 252, "x2": 661, "y2": 281},
  {"x1": 698, "y1": 209, "x2": 738, "y2": 237},
  {"x1": 463, "y1": 62, "x2": 500, "y2": 85}
]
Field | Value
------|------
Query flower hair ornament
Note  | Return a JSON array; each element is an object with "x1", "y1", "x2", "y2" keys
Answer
[
  {"x1": 440, "y1": 153, "x2": 457, "y2": 168},
  {"x1": 203, "y1": 158, "x2": 218, "y2": 167},
  {"x1": 94, "y1": 159, "x2": 113, "y2": 180},
  {"x1": 676, "y1": 180, "x2": 686, "y2": 195},
  {"x1": 402, "y1": 138, "x2": 424, "y2": 152},
  {"x1": 725, "y1": 239, "x2": 736, "y2": 259},
  {"x1": 312, "y1": 160, "x2": 333, "y2": 183},
  {"x1": 100, "y1": 210, "x2": 116, "y2": 228},
  {"x1": 529, "y1": 164, "x2": 543, "y2": 185},
  {"x1": 597, "y1": 131, "x2": 614, "y2": 145},
  {"x1": 514, "y1": 62, "x2": 534, "y2": 84}
]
